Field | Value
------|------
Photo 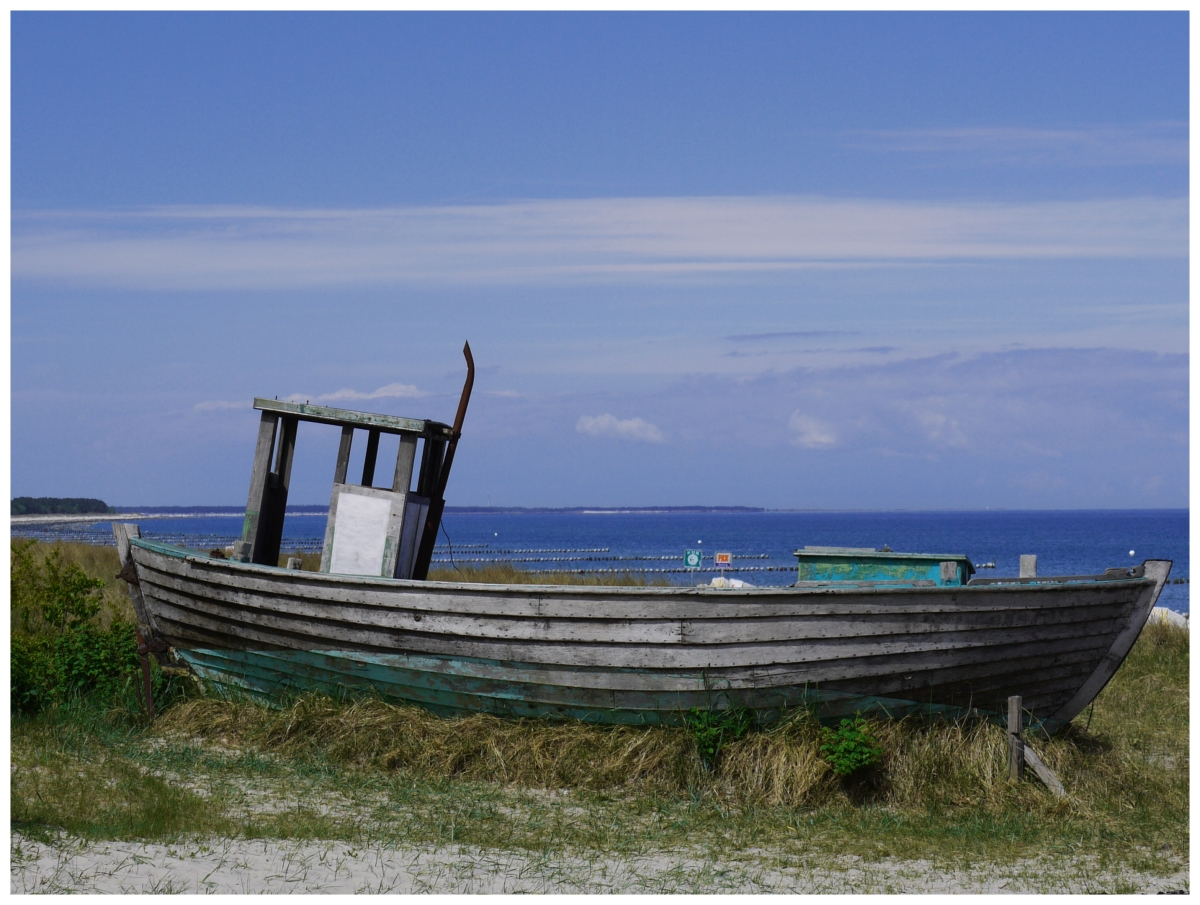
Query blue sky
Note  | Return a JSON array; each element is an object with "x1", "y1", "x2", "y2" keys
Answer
[{"x1": 10, "y1": 12, "x2": 1189, "y2": 508}]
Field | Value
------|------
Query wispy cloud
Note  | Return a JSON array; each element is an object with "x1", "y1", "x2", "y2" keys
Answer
[
  {"x1": 897, "y1": 399, "x2": 969, "y2": 449},
  {"x1": 576, "y1": 413, "x2": 665, "y2": 443},
  {"x1": 789, "y1": 413, "x2": 837, "y2": 449},
  {"x1": 12, "y1": 194, "x2": 1186, "y2": 291},
  {"x1": 283, "y1": 383, "x2": 425, "y2": 404},
  {"x1": 727, "y1": 330, "x2": 860, "y2": 342},
  {"x1": 848, "y1": 122, "x2": 1188, "y2": 167}
]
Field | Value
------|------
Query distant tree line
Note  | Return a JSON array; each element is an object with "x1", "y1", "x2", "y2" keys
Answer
[{"x1": 11, "y1": 497, "x2": 115, "y2": 516}]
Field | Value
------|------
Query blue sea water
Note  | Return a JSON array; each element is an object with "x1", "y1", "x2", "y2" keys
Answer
[
  {"x1": 435, "y1": 510, "x2": 1189, "y2": 614},
  {"x1": 25, "y1": 508, "x2": 1189, "y2": 614}
]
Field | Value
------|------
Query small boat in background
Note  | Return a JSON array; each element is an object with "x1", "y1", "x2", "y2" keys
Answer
[{"x1": 114, "y1": 344, "x2": 1171, "y2": 735}]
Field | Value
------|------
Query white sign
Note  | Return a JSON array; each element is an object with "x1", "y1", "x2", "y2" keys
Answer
[{"x1": 329, "y1": 491, "x2": 392, "y2": 576}]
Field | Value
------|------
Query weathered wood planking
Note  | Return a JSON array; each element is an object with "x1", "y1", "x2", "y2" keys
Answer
[
  {"x1": 253, "y1": 398, "x2": 450, "y2": 438},
  {"x1": 134, "y1": 558, "x2": 1147, "y2": 651},
  {"x1": 125, "y1": 536, "x2": 1170, "y2": 733},
  {"x1": 133, "y1": 565, "x2": 1136, "y2": 667}
]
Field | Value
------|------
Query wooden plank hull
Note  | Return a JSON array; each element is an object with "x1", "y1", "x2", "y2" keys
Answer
[{"x1": 127, "y1": 539, "x2": 1170, "y2": 734}]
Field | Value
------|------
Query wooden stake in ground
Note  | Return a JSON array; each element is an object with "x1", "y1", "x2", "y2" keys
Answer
[
  {"x1": 1023, "y1": 745, "x2": 1067, "y2": 798},
  {"x1": 1008, "y1": 693, "x2": 1066, "y2": 797},
  {"x1": 1007, "y1": 695, "x2": 1024, "y2": 781}
]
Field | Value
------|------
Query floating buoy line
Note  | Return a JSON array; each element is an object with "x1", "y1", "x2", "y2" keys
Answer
[
  {"x1": 434, "y1": 547, "x2": 612, "y2": 554},
  {"x1": 429, "y1": 549, "x2": 768, "y2": 556},
  {"x1": 7, "y1": 524, "x2": 1190, "y2": 586}
]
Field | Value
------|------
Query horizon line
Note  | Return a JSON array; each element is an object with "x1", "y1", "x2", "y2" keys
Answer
[{"x1": 105, "y1": 504, "x2": 1190, "y2": 514}]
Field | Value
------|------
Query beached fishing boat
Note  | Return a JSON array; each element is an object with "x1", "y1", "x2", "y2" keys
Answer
[{"x1": 114, "y1": 344, "x2": 1171, "y2": 735}]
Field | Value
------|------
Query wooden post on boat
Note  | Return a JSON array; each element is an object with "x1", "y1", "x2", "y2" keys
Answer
[
  {"x1": 393, "y1": 434, "x2": 419, "y2": 495},
  {"x1": 258, "y1": 415, "x2": 298, "y2": 566},
  {"x1": 234, "y1": 408, "x2": 301, "y2": 565},
  {"x1": 334, "y1": 426, "x2": 354, "y2": 484},
  {"x1": 411, "y1": 342, "x2": 474, "y2": 581},
  {"x1": 1007, "y1": 695, "x2": 1024, "y2": 781},
  {"x1": 361, "y1": 429, "x2": 381, "y2": 486},
  {"x1": 235, "y1": 411, "x2": 279, "y2": 562}
]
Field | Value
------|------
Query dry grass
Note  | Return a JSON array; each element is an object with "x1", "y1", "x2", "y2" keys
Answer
[
  {"x1": 150, "y1": 614, "x2": 1187, "y2": 825},
  {"x1": 157, "y1": 695, "x2": 701, "y2": 794}
]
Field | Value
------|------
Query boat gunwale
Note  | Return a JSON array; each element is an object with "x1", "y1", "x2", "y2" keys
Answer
[{"x1": 129, "y1": 536, "x2": 1159, "y2": 598}]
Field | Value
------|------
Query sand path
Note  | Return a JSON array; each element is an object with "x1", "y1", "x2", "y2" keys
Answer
[{"x1": 11, "y1": 833, "x2": 1188, "y2": 894}]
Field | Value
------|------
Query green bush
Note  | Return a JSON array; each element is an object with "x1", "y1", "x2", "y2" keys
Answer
[
  {"x1": 820, "y1": 716, "x2": 883, "y2": 777},
  {"x1": 686, "y1": 704, "x2": 754, "y2": 771},
  {"x1": 12, "y1": 540, "x2": 104, "y2": 633},
  {"x1": 11, "y1": 624, "x2": 142, "y2": 715},
  {"x1": 10, "y1": 540, "x2": 144, "y2": 716}
]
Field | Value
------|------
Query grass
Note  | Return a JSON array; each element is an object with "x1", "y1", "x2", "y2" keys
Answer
[
  {"x1": 10, "y1": 541, "x2": 135, "y2": 630},
  {"x1": 9, "y1": 542, "x2": 1189, "y2": 889}
]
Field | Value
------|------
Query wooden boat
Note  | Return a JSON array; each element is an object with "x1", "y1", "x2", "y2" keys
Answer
[{"x1": 114, "y1": 345, "x2": 1172, "y2": 735}]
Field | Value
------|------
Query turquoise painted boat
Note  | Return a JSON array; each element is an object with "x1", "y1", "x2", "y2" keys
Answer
[
  {"x1": 113, "y1": 345, "x2": 1172, "y2": 735},
  {"x1": 794, "y1": 547, "x2": 975, "y2": 586}
]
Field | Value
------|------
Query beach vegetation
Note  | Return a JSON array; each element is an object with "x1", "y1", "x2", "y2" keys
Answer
[
  {"x1": 820, "y1": 716, "x2": 883, "y2": 777},
  {"x1": 8, "y1": 543, "x2": 1188, "y2": 885},
  {"x1": 9, "y1": 541, "x2": 181, "y2": 717}
]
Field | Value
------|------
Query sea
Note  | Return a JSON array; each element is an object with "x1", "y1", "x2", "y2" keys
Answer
[{"x1": 15, "y1": 508, "x2": 1189, "y2": 615}]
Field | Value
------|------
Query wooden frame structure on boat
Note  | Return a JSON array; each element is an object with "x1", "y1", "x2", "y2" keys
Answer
[{"x1": 232, "y1": 343, "x2": 475, "y2": 581}]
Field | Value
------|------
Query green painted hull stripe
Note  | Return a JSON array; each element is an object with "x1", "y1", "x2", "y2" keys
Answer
[{"x1": 177, "y1": 647, "x2": 1052, "y2": 732}]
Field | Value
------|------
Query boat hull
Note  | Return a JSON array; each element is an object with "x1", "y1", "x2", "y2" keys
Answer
[{"x1": 124, "y1": 538, "x2": 1170, "y2": 734}]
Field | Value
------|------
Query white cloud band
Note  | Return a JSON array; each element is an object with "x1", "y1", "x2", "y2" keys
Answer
[
  {"x1": 13, "y1": 195, "x2": 1186, "y2": 291},
  {"x1": 284, "y1": 383, "x2": 425, "y2": 404},
  {"x1": 576, "y1": 414, "x2": 665, "y2": 444}
]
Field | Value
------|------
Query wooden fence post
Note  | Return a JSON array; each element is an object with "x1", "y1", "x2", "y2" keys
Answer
[
  {"x1": 1007, "y1": 695, "x2": 1024, "y2": 781},
  {"x1": 1006, "y1": 693, "x2": 1067, "y2": 796}
]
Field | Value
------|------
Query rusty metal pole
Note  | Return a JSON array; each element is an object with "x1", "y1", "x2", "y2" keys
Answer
[{"x1": 412, "y1": 342, "x2": 475, "y2": 580}]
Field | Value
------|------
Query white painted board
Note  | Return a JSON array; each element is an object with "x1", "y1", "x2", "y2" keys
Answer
[{"x1": 329, "y1": 491, "x2": 392, "y2": 576}]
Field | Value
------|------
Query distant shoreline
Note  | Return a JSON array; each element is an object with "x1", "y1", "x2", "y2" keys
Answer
[{"x1": 11, "y1": 504, "x2": 1186, "y2": 523}]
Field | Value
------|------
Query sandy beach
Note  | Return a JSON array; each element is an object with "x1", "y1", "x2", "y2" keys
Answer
[{"x1": 10, "y1": 833, "x2": 1189, "y2": 894}]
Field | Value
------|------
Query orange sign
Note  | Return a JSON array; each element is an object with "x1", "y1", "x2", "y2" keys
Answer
[{"x1": 714, "y1": 551, "x2": 732, "y2": 568}]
